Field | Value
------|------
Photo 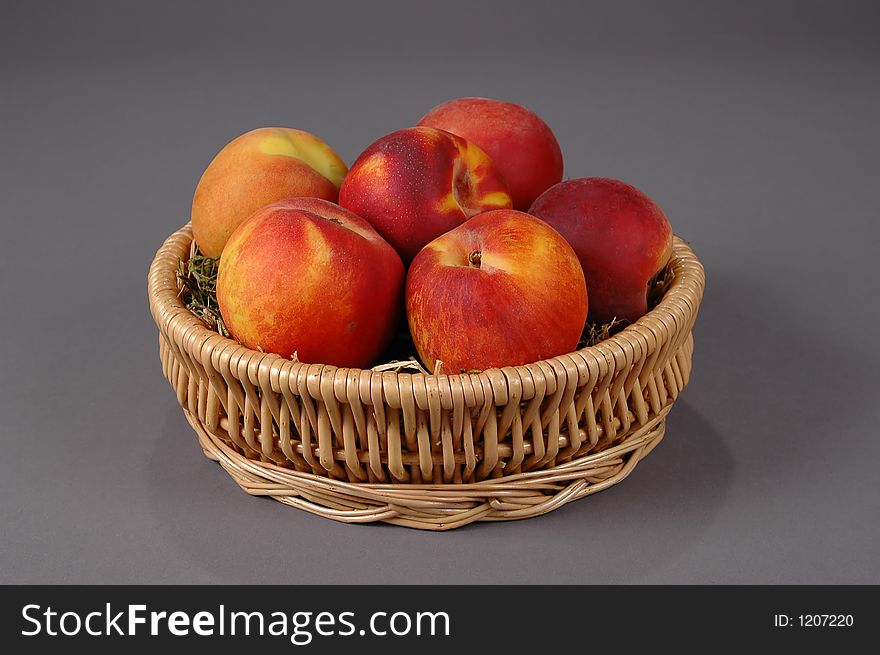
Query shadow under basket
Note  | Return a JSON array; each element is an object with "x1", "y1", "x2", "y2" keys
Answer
[{"x1": 148, "y1": 224, "x2": 705, "y2": 530}]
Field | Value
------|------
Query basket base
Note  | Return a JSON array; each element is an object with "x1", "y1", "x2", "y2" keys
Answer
[{"x1": 182, "y1": 408, "x2": 669, "y2": 530}]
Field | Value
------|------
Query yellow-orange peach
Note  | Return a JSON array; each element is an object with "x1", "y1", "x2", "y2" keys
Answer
[
  {"x1": 338, "y1": 127, "x2": 512, "y2": 263},
  {"x1": 406, "y1": 210, "x2": 587, "y2": 373},
  {"x1": 216, "y1": 198, "x2": 403, "y2": 367},
  {"x1": 192, "y1": 127, "x2": 347, "y2": 257}
]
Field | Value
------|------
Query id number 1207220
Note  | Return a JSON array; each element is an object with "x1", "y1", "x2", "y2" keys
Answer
[{"x1": 773, "y1": 614, "x2": 853, "y2": 628}]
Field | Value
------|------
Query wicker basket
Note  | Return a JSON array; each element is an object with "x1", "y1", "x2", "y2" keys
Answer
[{"x1": 148, "y1": 224, "x2": 704, "y2": 530}]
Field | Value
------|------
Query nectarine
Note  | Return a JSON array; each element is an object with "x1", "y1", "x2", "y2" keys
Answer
[
  {"x1": 216, "y1": 198, "x2": 404, "y2": 367},
  {"x1": 338, "y1": 127, "x2": 512, "y2": 263},
  {"x1": 530, "y1": 177, "x2": 673, "y2": 325},
  {"x1": 406, "y1": 210, "x2": 587, "y2": 373}
]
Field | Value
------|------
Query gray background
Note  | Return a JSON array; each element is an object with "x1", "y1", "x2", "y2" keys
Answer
[{"x1": 1, "y1": 0, "x2": 878, "y2": 584}]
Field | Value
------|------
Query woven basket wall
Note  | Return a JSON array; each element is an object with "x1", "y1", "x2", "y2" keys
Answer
[{"x1": 148, "y1": 224, "x2": 705, "y2": 530}]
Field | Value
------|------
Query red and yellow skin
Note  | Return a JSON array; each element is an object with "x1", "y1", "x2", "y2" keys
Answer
[
  {"x1": 418, "y1": 97, "x2": 563, "y2": 211},
  {"x1": 406, "y1": 210, "x2": 588, "y2": 373},
  {"x1": 338, "y1": 126, "x2": 512, "y2": 263},
  {"x1": 529, "y1": 177, "x2": 674, "y2": 325},
  {"x1": 216, "y1": 198, "x2": 404, "y2": 367},
  {"x1": 192, "y1": 127, "x2": 348, "y2": 257}
]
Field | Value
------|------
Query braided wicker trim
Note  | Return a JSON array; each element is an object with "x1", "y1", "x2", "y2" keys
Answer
[
  {"x1": 148, "y1": 224, "x2": 704, "y2": 529},
  {"x1": 188, "y1": 406, "x2": 668, "y2": 530}
]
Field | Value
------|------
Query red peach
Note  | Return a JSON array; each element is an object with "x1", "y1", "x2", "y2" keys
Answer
[
  {"x1": 192, "y1": 127, "x2": 348, "y2": 257},
  {"x1": 338, "y1": 126, "x2": 512, "y2": 263},
  {"x1": 418, "y1": 97, "x2": 563, "y2": 211},
  {"x1": 216, "y1": 198, "x2": 404, "y2": 367},
  {"x1": 529, "y1": 177, "x2": 674, "y2": 325},
  {"x1": 406, "y1": 210, "x2": 587, "y2": 373}
]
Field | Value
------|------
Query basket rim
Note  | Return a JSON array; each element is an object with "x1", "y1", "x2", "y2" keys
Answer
[{"x1": 148, "y1": 222, "x2": 705, "y2": 386}]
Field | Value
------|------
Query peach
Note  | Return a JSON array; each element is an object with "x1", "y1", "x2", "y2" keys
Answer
[
  {"x1": 216, "y1": 198, "x2": 404, "y2": 367},
  {"x1": 192, "y1": 127, "x2": 348, "y2": 257},
  {"x1": 417, "y1": 97, "x2": 563, "y2": 211},
  {"x1": 338, "y1": 126, "x2": 512, "y2": 263},
  {"x1": 529, "y1": 177, "x2": 674, "y2": 325},
  {"x1": 406, "y1": 209, "x2": 587, "y2": 373}
]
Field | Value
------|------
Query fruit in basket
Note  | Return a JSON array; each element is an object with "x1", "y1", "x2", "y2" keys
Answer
[
  {"x1": 529, "y1": 177, "x2": 673, "y2": 325},
  {"x1": 191, "y1": 127, "x2": 348, "y2": 257},
  {"x1": 338, "y1": 126, "x2": 512, "y2": 263},
  {"x1": 216, "y1": 198, "x2": 404, "y2": 367},
  {"x1": 406, "y1": 209, "x2": 587, "y2": 373},
  {"x1": 417, "y1": 97, "x2": 563, "y2": 211}
]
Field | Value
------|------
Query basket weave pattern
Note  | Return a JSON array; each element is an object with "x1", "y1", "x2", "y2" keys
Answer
[{"x1": 149, "y1": 225, "x2": 704, "y2": 529}]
